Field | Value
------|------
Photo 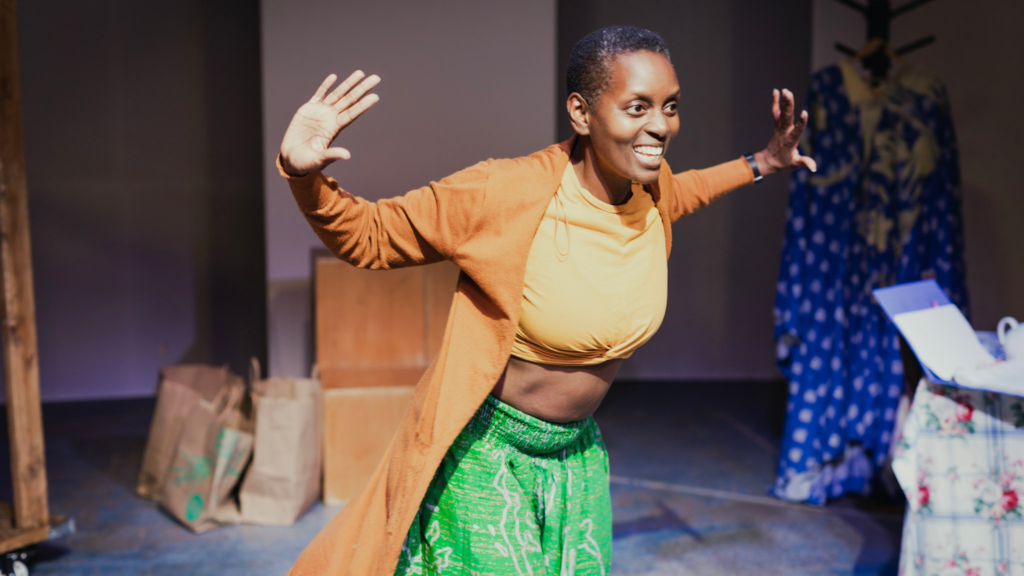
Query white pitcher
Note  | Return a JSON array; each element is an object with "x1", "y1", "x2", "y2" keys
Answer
[{"x1": 998, "y1": 317, "x2": 1024, "y2": 361}]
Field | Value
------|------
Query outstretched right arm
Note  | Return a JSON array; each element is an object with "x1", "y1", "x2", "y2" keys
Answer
[{"x1": 279, "y1": 72, "x2": 488, "y2": 269}]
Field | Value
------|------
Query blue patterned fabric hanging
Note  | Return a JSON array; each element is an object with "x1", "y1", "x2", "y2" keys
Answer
[{"x1": 772, "y1": 62, "x2": 969, "y2": 505}]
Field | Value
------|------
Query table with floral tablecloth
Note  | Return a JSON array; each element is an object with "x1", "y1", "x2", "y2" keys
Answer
[{"x1": 893, "y1": 332, "x2": 1022, "y2": 576}]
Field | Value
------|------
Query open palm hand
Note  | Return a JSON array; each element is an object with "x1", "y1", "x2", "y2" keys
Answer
[
  {"x1": 279, "y1": 71, "x2": 381, "y2": 176},
  {"x1": 754, "y1": 88, "x2": 817, "y2": 176}
]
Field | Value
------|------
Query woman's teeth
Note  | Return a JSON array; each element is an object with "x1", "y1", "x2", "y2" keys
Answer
[{"x1": 633, "y1": 146, "x2": 664, "y2": 160}]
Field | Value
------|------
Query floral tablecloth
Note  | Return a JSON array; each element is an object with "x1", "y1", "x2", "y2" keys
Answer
[{"x1": 893, "y1": 334, "x2": 1022, "y2": 575}]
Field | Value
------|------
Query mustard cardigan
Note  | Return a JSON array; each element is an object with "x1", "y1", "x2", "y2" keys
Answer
[{"x1": 282, "y1": 137, "x2": 754, "y2": 576}]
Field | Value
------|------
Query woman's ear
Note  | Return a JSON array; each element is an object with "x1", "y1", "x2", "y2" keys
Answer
[{"x1": 567, "y1": 93, "x2": 591, "y2": 136}]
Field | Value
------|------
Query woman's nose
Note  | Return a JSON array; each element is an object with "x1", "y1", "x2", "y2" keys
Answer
[{"x1": 646, "y1": 112, "x2": 669, "y2": 138}]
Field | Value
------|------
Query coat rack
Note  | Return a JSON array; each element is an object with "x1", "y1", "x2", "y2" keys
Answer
[{"x1": 831, "y1": 0, "x2": 938, "y2": 80}]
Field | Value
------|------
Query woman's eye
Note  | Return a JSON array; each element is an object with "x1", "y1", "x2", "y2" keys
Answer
[
  {"x1": 629, "y1": 104, "x2": 645, "y2": 114},
  {"x1": 665, "y1": 103, "x2": 678, "y2": 114}
]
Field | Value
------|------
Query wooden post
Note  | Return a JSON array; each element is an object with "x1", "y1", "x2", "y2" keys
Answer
[{"x1": 0, "y1": 0, "x2": 50, "y2": 530}]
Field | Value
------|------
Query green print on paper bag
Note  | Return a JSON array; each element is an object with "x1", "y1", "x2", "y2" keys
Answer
[
  {"x1": 185, "y1": 493, "x2": 205, "y2": 523},
  {"x1": 215, "y1": 428, "x2": 244, "y2": 479},
  {"x1": 168, "y1": 451, "x2": 212, "y2": 487}
]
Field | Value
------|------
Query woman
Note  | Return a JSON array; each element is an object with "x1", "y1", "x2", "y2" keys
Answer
[{"x1": 279, "y1": 26, "x2": 814, "y2": 576}]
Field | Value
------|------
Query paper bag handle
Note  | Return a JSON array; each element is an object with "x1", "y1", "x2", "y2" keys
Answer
[
  {"x1": 207, "y1": 380, "x2": 244, "y2": 420},
  {"x1": 249, "y1": 357, "x2": 262, "y2": 387}
]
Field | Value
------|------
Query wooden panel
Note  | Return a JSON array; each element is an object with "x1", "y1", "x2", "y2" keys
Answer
[
  {"x1": 315, "y1": 258, "x2": 426, "y2": 370},
  {"x1": 425, "y1": 261, "x2": 460, "y2": 360},
  {"x1": 323, "y1": 386, "x2": 415, "y2": 505},
  {"x1": 315, "y1": 258, "x2": 456, "y2": 501},
  {"x1": 0, "y1": 0, "x2": 49, "y2": 531},
  {"x1": 314, "y1": 255, "x2": 459, "y2": 389}
]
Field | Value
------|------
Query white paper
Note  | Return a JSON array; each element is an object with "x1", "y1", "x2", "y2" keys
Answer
[
  {"x1": 892, "y1": 304, "x2": 995, "y2": 381},
  {"x1": 953, "y1": 360, "x2": 1024, "y2": 396}
]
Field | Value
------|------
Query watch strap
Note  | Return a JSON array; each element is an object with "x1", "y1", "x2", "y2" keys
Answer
[{"x1": 744, "y1": 153, "x2": 763, "y2": 183}]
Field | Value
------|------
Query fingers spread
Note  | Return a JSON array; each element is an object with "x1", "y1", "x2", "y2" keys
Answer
[
  {"x1": 338, "y1": 93, "x2": 380, "y2": 129},
  {"x1": 780, "y1": 109, "x2": 808, "y2": 149},
  {"x1": 333, "y1": 74, "x2": 381, "y2": 113},
  {"x1": 325, "y1": 70, "x2": 367, "y2": 107},
  {"x1": 310, "y1": 74, "x2": 338, "y2": 103},
  {"x1": 791, "y1": 109, "x2": 808, "y2": 137},
  {"x1": 778, "y1": 88, "x2": 795, "y2": 129}
]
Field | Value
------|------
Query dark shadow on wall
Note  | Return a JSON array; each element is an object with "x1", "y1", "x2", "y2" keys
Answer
[
  {"x1": 153, "y1": 0, "x2": 270, "y2": 377},
  {"x1": 556, "y1": 0, "x2": 597, "y2": 143},
  {"x1": 722, "y1": 0, "x2": 812, "y2": 379},
  {"x1": 155, "y1": 0, "x2": 269, "y2": 377},
  {"x1": 197, "y1": 0, "x2": 268, "y2": 378}
]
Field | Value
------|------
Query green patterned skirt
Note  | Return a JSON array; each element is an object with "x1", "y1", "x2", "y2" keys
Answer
[{"x1": 394, "y1": 394, "x2": 612, "y2": 576}]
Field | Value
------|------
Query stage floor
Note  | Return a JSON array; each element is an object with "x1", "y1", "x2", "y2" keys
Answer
[{"x1": 1, "y1": 381, "x2": 903, "y2": 575}]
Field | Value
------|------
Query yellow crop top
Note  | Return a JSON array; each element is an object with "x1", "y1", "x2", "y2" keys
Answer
[{"x1": 510, "y1": 163, "x2": 668, "y2": 366}]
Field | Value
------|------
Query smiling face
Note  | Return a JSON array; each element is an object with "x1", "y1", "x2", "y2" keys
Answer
[{"x1": 573, "y1": 50, "x2": 680, "y2": 186}]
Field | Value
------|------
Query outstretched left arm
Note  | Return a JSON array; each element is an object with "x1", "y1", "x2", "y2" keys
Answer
[{"x1": 666, "y1": 88, "x2": 815, "y2": 222}]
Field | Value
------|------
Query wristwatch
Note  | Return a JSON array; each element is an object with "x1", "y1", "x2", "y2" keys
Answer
[{"x1": 744, "y1": 153, "x2": 763, "y2": 183}]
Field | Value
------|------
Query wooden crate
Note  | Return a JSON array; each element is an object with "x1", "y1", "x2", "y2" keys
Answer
[
  {"x1": 314, "y1": 254, "x2": 459, "y2": 503},
  {"x1": 314, "y1": 254, "x2": 459, "y2": 389},
  {"x1": 322, "y1": 386, "x2": 415, "y2": 505}
]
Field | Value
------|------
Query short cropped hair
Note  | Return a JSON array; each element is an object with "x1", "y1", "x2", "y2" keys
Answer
[{"x1": 566, "y1": 25, "x2": 671, "y2": 104}]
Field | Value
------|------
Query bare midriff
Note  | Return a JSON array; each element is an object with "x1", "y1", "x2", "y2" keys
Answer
[{"x1": 491, "y1": 356, "x2": 622, "y2": 423}]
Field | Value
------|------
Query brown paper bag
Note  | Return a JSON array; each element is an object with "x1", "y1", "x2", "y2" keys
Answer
[
  {"x1": 239, "y1": 359, "x2": 323, "y2": 526},
  {"x1": 160, "y1": 380, "x2": 254, "y2": 532},
  {"x1": 137, "y1": 365, "x2": 244, "y2": 499}
]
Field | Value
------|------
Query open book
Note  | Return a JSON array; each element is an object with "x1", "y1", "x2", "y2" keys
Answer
[{"x1": 875, "y1": 281, "x2": 1024, "y2": 396}]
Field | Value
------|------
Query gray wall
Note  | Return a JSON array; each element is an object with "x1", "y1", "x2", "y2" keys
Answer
[
  {"x1": 811, "y1": 0, "x2": 1024, "y2": 333},
  {"x1": 11, "y1": 0, "x2": 266, "y2": 401},
  {"x1": 559, "y1": 0, "x2": 814, "y2": 379},
  {"x1": 261, "y1": 0, "x2": 558, "y2": 377}
]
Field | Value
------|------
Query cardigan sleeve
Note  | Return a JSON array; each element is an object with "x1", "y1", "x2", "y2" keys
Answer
[
  {"x1": 666, "y1": 157, "x2": 755, "y2": 223},
  {"x1": 279, "y1": 155, "x2": 489, "y2": 269}
]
